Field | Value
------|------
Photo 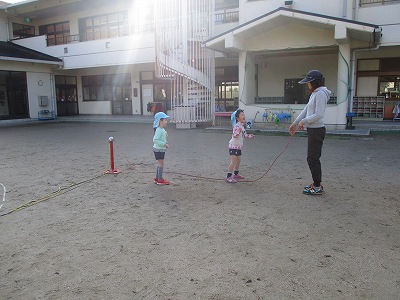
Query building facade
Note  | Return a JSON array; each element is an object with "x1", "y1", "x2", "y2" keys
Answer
[{"x1": 1, "y1": 0, "x2": 399, "y2": 127}]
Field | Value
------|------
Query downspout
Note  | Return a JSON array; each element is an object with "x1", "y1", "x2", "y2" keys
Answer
[
  {"x1": 50, "y1": 61, "x2": 64, "y2": 116},
  {"x1": 342, "y1": 0, "x2": 347, "y2": 18},
  {"x1": 352, "y1": 0, "x2": 359, "y2": 21},
  {"x1": 6, "y1": 19, "x2": 10, "y2": 41},
  {"x1": 349, "y1": 28, "x2": 382, "y2": 113}
]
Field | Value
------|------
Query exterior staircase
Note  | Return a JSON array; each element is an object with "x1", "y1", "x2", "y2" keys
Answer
[{"x1": 155, "y1": 0, "x2": 215, "y2": 126}]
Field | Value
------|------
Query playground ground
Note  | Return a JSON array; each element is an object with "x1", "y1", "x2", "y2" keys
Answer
[{"x1": 0, "y1": 121, "x2": 399, "y2": 299}]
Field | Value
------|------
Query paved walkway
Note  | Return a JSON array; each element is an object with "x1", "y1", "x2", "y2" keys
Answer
[{"x1": 1, "y1": 114, "x2": 400, "y2": 136}]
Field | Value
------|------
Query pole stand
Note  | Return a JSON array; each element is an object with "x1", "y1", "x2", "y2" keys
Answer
[{"x1": 105, "y1": 137, "x2": 122, "y2": 174}]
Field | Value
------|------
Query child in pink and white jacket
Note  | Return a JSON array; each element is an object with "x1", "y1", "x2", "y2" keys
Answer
[{"x1": 226, "y1": 109, "x2": 254, "y2": 183}]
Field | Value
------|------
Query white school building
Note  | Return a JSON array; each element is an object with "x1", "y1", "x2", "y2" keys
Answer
[{"x1": 1, "y1": 0, "x2": 400, "y2": 128}]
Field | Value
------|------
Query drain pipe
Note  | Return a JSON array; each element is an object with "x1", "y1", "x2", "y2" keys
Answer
[
  {"x1": 349, "y1": 28, "x2": 382, "y2": 113},
  {"x1": 342, "y1": 0, "x2": 347, "y2": 18},
  {"x1": 50, "y1": 62, "x2": 64, "y2": 116}
]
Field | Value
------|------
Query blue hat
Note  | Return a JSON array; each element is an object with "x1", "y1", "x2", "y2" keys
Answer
[
  {"x1": 231, "y1": 109, "x2": 244, "y2": 127},
  {"x1": 153, "y1": 112, "x2": 169, "y2": 128}
]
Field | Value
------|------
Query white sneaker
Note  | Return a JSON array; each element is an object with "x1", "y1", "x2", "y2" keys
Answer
[{"x1": 226, "y1": 176, "x2": 237, "y2": 183}]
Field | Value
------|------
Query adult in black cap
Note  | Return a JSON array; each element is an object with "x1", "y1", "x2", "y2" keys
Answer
[{"x1": 289, "y1": 70, "x2": 331, "y2": 195}]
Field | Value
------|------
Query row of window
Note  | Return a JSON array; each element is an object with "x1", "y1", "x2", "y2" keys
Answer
[
  {"x1": 12, "y1": 7, "x2": 239, "y2": 45},
  {"x1": 13, "y1": 11, "x2": 134, "y2": 45}
]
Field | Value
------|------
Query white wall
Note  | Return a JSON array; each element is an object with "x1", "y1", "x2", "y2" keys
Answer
[
  {"x1": 258, "y1": 53, "x2": 338, "y2": 98},
  {"x1": 14, "y1": 34, "x2": 156, "y2": 70},
  {"x1": 240, "y1": 0, "x2": 345, "y2": 23},
  {"x1": 249, "y1": 23, "x2": 335, "y2": 51},
  {"x1": 0, "y1": 15, "x2": 8, "y2": 41},
  {"x1": 357, "y1": 4, "x2": 400, "y2": 46},
  {"x1": 26, "y1": 72, "x2": 54, "y2": 118}
]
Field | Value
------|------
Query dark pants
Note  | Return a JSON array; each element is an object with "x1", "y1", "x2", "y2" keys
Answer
[{"x1": 307, "y1": 127, "x2": 326, "y2": 187}]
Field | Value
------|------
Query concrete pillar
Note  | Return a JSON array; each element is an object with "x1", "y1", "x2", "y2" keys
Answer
[
  {"x1": 336, "y1": 43, "x2": 351, "y2": 128},
  {"x1": 238, "y1": 52, "x2": 256, "y2": 107}
]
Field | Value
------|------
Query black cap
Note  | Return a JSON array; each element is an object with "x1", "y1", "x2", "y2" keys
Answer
[{"x1": 298, "y1": 70, "x2": 324, "y2": 84}]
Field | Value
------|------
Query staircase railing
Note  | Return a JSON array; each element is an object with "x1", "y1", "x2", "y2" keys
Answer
[{"x1": 155, "y1": 0, "x2": 215, "y2": 124}]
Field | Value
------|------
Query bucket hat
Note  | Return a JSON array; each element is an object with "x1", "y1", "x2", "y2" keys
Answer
[{"x1": 153, "y1": 112, "x2": 169, "y2": 128}]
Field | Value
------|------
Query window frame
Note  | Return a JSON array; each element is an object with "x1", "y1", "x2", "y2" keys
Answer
[
  {"x1": 12, "y1": 23, "x2": 35, "y2": 39},
  {"x1": 39, "y1": 21, "x2": 70, "y2": 46},
  {"x1": 79, "y1": 12, "x2": 129, "y2": 42},
  {"x1": 82, "y1": 74, "x2": 131, "y2": 102}
]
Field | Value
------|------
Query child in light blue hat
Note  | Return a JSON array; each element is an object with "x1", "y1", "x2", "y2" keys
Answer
[{"x1": 153, "y1": 112, "x2": 170, "y2": 185}]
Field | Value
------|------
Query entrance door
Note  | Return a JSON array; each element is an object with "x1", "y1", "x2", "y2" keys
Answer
[
  {"x1": 0, "y1": 71, "x2": 29, "y2": 120},
  {"x1": 141, "y1": 84, "x2": 154, "y2": 116},
  {"x1": 56, "y1": 76, "x2": 78, "y2": 116},
  {"x1": 110, "y1": 74, "x2": 132, "y2": 115}
]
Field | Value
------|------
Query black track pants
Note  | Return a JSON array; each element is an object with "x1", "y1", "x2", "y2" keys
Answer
[{"x1": 306, "y1": 127, "x2": 326, "y2": 187}]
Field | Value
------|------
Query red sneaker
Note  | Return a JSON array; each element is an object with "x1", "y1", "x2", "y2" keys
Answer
[
  {"x1": 156, "y1": 178, "x2": 170, "y2": 185},
  {"x1": 233, "y1": 173, "x2": 244, "y2": 180},
  {"x1": 153, "y1": 178, "x2": 159, "y2": 184}
]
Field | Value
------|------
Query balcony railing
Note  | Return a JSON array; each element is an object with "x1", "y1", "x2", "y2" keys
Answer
[
  {"x1": 359, "y1": 0, "x2": 400, "y2": 6},
  {"x1": 46, "y1": 23, "x2": 155, "y2": 46},
  {"x1": 215, "y1": 10, "x2": 239, "y2": 24}
]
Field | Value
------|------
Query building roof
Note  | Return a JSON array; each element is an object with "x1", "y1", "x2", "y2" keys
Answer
[
  {"x1": 0, "y1": 41, "x2": 63, "y2": 65},
  {"x1": 205, "y1": 7, "x2": 380, "y2": 54}
]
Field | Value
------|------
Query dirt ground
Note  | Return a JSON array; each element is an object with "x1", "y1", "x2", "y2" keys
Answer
[{"x1": 0, "y1": 121, "x2": 399, "y2": 300}]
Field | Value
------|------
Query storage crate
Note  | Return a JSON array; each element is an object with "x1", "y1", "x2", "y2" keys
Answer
[{"x1": 38, "y1": 110, "x2": 56, "y2": 120}]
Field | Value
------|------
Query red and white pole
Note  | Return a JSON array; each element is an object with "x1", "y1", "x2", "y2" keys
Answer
[{"x1": 106, "y1": 137, "x2": 121, "y2": 174}]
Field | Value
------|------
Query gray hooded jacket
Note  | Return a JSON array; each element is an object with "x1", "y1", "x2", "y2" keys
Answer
[{"x1": 293, "y1": 86, "x2": 331, "y2": 128}]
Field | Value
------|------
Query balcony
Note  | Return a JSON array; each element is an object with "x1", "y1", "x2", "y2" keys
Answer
[
  {"x1": 44, "y1": 23, "x2": 155, "y2": 47},
  {"x1": 359, "y1": 0, "x2": 400, "y2": 6},
  {"x1": 215, "y1": 10, "x2": 239, "y2": 24},
  {"x1": 13, "y1": 32, "x2": 156, "y2": 69}
]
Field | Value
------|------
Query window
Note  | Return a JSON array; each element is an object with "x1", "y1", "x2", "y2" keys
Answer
[
  {"x1": 82, "y1": 74, "x2": 131, "y2": 101},
  {"x1": 39, "y1": 21, "x2": 70, "y2": 46},
  {"x1": 12, "y1": 23, "x2": 35, "y2": 39},
  {"x1": 79, "y1": 12, "x2": 129, "y2": 42},
  {"x1": 215, "y1": 81, "x2": 239, "y2": 111},
  {"x1": 379, "y1": 76, "x2": 400, "y2": 99}
]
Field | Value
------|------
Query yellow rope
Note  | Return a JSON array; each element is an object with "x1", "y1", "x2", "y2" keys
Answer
[{"x1": 1, "y1": 173, "x2": 106, "y2": 217}]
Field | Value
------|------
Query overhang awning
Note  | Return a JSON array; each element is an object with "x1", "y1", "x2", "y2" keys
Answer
[
  {"x1": 204, "y1": 7, "x2": 380, "y2": 54},
  {"x1": 0, "y1": 41, "x2": 63, "y2": 65}
]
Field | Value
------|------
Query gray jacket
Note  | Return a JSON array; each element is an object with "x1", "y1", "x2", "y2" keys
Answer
[{"x1": 293, "y1": 86, "x2": 331, "y2": 128}]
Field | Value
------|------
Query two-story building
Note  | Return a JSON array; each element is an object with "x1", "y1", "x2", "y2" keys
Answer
[{"x1": 1, "y1": 0, "x2": 400, "y2": 127}]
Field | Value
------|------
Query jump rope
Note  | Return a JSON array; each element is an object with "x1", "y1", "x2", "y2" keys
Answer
[
  {"x1": 116, "y1": 134, "x2": 294, "y2": 183},
  {"x1": 1, "y1": 60, "x2": 293, "y2": 216},
  {"x1": 0, "y1": 134, "x2": 294, "y2": 217}
]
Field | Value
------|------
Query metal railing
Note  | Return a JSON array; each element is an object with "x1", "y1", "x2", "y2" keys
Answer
[
  {"x1": 215, "y1": 11, "x2": 239, "y2": 24},
  {"x1": 154, "y1": 0, "x2": 215, "y2": 124},
  {"x1": 46, "y1": 23, "x2": 155, "y2": 46},
  {"x1": 359, "y1": 0, "x2": 400, "y2": 6}
]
